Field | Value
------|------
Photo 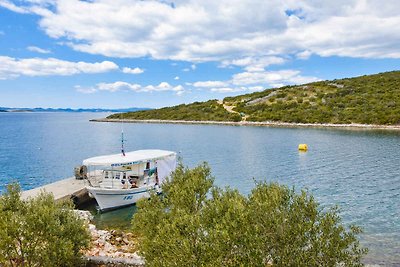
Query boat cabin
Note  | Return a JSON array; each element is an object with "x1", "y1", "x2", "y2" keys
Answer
[
  {"x1": 81, "y1": 149, "x2": 177, "y2": 211},
  {"x1": 82, "y1": 149, "x2": 176, "y2": 190}
]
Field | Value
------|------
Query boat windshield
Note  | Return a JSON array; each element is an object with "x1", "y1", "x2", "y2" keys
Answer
[{"x1": 87, "y1": 161, "x2": 159, "y2": 189}]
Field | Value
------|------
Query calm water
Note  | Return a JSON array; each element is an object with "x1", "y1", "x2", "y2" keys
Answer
[{"x1": 0, "y1": 112, "x2": 399, "y2": 265}]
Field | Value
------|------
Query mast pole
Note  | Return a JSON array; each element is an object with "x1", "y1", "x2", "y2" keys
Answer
[{"x1": 121, "y1": 112, "x2": 126, "y2": 156}]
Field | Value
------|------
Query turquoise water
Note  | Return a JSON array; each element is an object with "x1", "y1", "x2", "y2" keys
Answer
[{"x1": 0, "y1": 112, "x2": 399, "y2": 265}]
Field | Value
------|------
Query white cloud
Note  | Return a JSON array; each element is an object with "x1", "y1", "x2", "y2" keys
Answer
[
  {"x1": 296, "y1": 50, "x2": 312, "y2": 60},
  {"x1": 172, "y1": 85, "x2": 184, "y2": 92},
  {"x1": 193, "y1": 81, "x2": 228, "y2": 88},
  {"x1": 142, "y1": 82, "x2": 184, "y2": 93},
  {"x1": 193, "y1": 69, "x2": 319, "y2": 93},
  {"x1": 79, "y1": 81, "x2": 185, "y2": 94},
  {"x1": 221, "y1": 56, "x2": 286, "y2": 71},
  {"x1": 231, "y1": 70, "x2": 319, "y2": 86},
  {"x1": 4, "y1": 0, "x2": 400, "y2": 63},
  {"x1": 0, "y1": 0, "x2": 29, "y2": 14},
  {"x1": 191, "y1": 64, "x2": 196, "y2": 70},
  {"x1": 74, "y1": 85, "x2": 97, "y2": 94},
  {"x1": 210, "y1": 86, "x2": 264, "y2": 93},
  {"x1": 122, "y1": 67, "x2": 144, "y2": 74},
  {"x1": 248, "y1": 86, "x2": 265, "y2": 91},
  {"x1": 0, "y1": 56, "x2": 119, "y2": 79},
  {"x1": 27, "y1": 46, "x2": 51, "y2": 54},
  {"x1": 174, "y1": 76, "x2": 180, "y2": 80},
  {"x1": 210, "y1": 87, "x2": 243, "y2": 93},
  {"x1": 96, "y1": 81, "x2": 133, "y2": 93}
]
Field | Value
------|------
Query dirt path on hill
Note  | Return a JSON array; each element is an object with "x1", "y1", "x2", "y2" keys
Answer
[
  {"x1": 217, "y1": 100, "x2": 237, "y2": 113},
  {"x1": 217, "y1": 100, "x2": 248, "y2": 121}
]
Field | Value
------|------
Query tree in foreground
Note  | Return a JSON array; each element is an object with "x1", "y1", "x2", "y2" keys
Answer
[
  {"x1": 0, "y1": 184, "x2": 90, "y2": 267},
  {"x1": 132, "y1": 163, "x2": 367, "y2": 267}
]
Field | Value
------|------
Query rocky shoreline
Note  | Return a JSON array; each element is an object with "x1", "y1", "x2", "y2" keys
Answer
[
  {"x1": 74, "y1": 210, "x2": 144, "y2": 266},
  {"x1": 91, "y1": 118, "x2": 400, "y2": 131}
]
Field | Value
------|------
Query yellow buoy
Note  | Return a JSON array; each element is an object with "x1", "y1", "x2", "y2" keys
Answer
[{"x1": 298, "y1": 144, "x2": 308, "y2": 151}]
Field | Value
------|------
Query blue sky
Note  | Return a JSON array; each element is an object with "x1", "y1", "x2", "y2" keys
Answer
[{"x1": 0, "y1": 0, "x2": 399, "y2": 109}]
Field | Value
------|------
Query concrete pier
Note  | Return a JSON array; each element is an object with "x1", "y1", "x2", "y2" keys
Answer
[{"x1": 21, "y1": 177, "x2": 92, "y2": 205}]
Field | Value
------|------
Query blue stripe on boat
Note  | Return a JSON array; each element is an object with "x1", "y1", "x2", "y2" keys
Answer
[{"x1": 95, "y1": 189, "x2": 150, "y2": 196}]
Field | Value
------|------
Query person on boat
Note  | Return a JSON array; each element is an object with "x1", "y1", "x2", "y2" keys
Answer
[
  {"x1": 129, "y1": 177, "x2": 139, "y2": 188},
  {"x1": 130, "y1": 181, "x2": 138, "y2": 188}
]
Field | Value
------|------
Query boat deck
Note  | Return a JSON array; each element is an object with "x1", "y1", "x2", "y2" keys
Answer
[{"x1": 21, "y1": 177, "x2": 90, "y2": 204}]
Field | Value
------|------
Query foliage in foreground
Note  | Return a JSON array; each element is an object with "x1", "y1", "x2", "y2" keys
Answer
[
  {"x1": 0, "y1": 184, "x2": 90, "y2": 267},
  {"x1": 132, "y1": 163, "x2": 367, "y2": 267}
]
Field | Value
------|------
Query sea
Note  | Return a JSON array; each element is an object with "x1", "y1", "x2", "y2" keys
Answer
[{"x1": 0, "y1": 112, "x2": 399, "y2": 266}]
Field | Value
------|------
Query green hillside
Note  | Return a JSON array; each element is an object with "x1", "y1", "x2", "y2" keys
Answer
[
  {"x1": 109, "y1": 71, "x2": 400, "y2": 125},
  {"x1": 108, "y1": 100, "x2": 242, "y2": 122}
]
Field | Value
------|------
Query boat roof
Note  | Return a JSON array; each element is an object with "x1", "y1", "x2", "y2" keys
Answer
[{"x1": 83, "y1": 149, "x2": 176, "y2": 167}]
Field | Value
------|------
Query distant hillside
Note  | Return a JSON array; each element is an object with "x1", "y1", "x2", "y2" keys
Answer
[{"x1": 110, "y1": 71, "x2": 400, "y2": 125}]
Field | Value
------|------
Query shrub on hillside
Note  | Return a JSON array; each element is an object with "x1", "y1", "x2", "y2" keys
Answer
[
  {"x1": 132, "y1": 163, "x2": 367, "y2": 267},
  {"x1": 0, "y1": 184, "x2": 90, "y2": 267}
]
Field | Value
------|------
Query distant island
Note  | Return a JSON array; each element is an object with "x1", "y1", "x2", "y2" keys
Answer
[
  {"x1": 102, "y1": 71, "x2": 400, "y2": 127},
  {"x1": 0, "y1": 107, "x2": 150, "y2": 113}
]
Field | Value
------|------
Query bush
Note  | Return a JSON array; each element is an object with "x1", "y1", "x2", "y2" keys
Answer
[
  {"x1": 132, "y1": 163, "x2": 367, "y2": 267},
  {"x1": 276, "y1": 92, "x2": 287, "y2": 98},
  {"x1": 0, "y1": 184, "x2": 90, "y2": 267}
]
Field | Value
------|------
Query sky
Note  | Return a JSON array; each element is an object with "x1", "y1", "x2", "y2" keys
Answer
[{"x1": 0, "y1": 0, "x2": 399, "y2": 109}]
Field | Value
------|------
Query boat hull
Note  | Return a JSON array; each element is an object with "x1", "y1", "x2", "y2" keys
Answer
[{"x1": 87, "y1": 185, "x2": 159, "y2": 212}]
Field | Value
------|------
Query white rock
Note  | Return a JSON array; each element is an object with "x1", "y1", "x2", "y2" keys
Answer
[
  {"x1": 104, "y1": 242, "x2": 115, "y2": 252},
  {"x1": 88, "y1": 224, "x2": 96, "y2": 231},
  {"x1": 133, "y1": 252, "x2": 143, "y2": 260},
  {"x1": 97, "y1": 230, "x2": 111, "y2": 240},
  {"x1": 72, "y1": 210, "x2": 94, "y2": 223}
]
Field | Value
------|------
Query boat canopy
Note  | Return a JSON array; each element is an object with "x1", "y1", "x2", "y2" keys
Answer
[{"x1": 83, "y1": 149, "x2": 177, "y2": 167}]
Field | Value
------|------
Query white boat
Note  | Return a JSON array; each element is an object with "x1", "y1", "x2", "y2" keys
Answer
[{"x1": 80, "y1": 149, "x2": 177, "y2": 212}]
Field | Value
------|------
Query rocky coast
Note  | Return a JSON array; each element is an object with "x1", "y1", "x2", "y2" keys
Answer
[{"x1": 91, "y1": 118, "x2": 400, "y2": 131}]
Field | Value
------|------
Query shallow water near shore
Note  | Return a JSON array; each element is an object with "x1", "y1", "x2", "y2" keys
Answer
[{"x1": 0, "y1": 112, "x2": 399, "y2": 265}]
